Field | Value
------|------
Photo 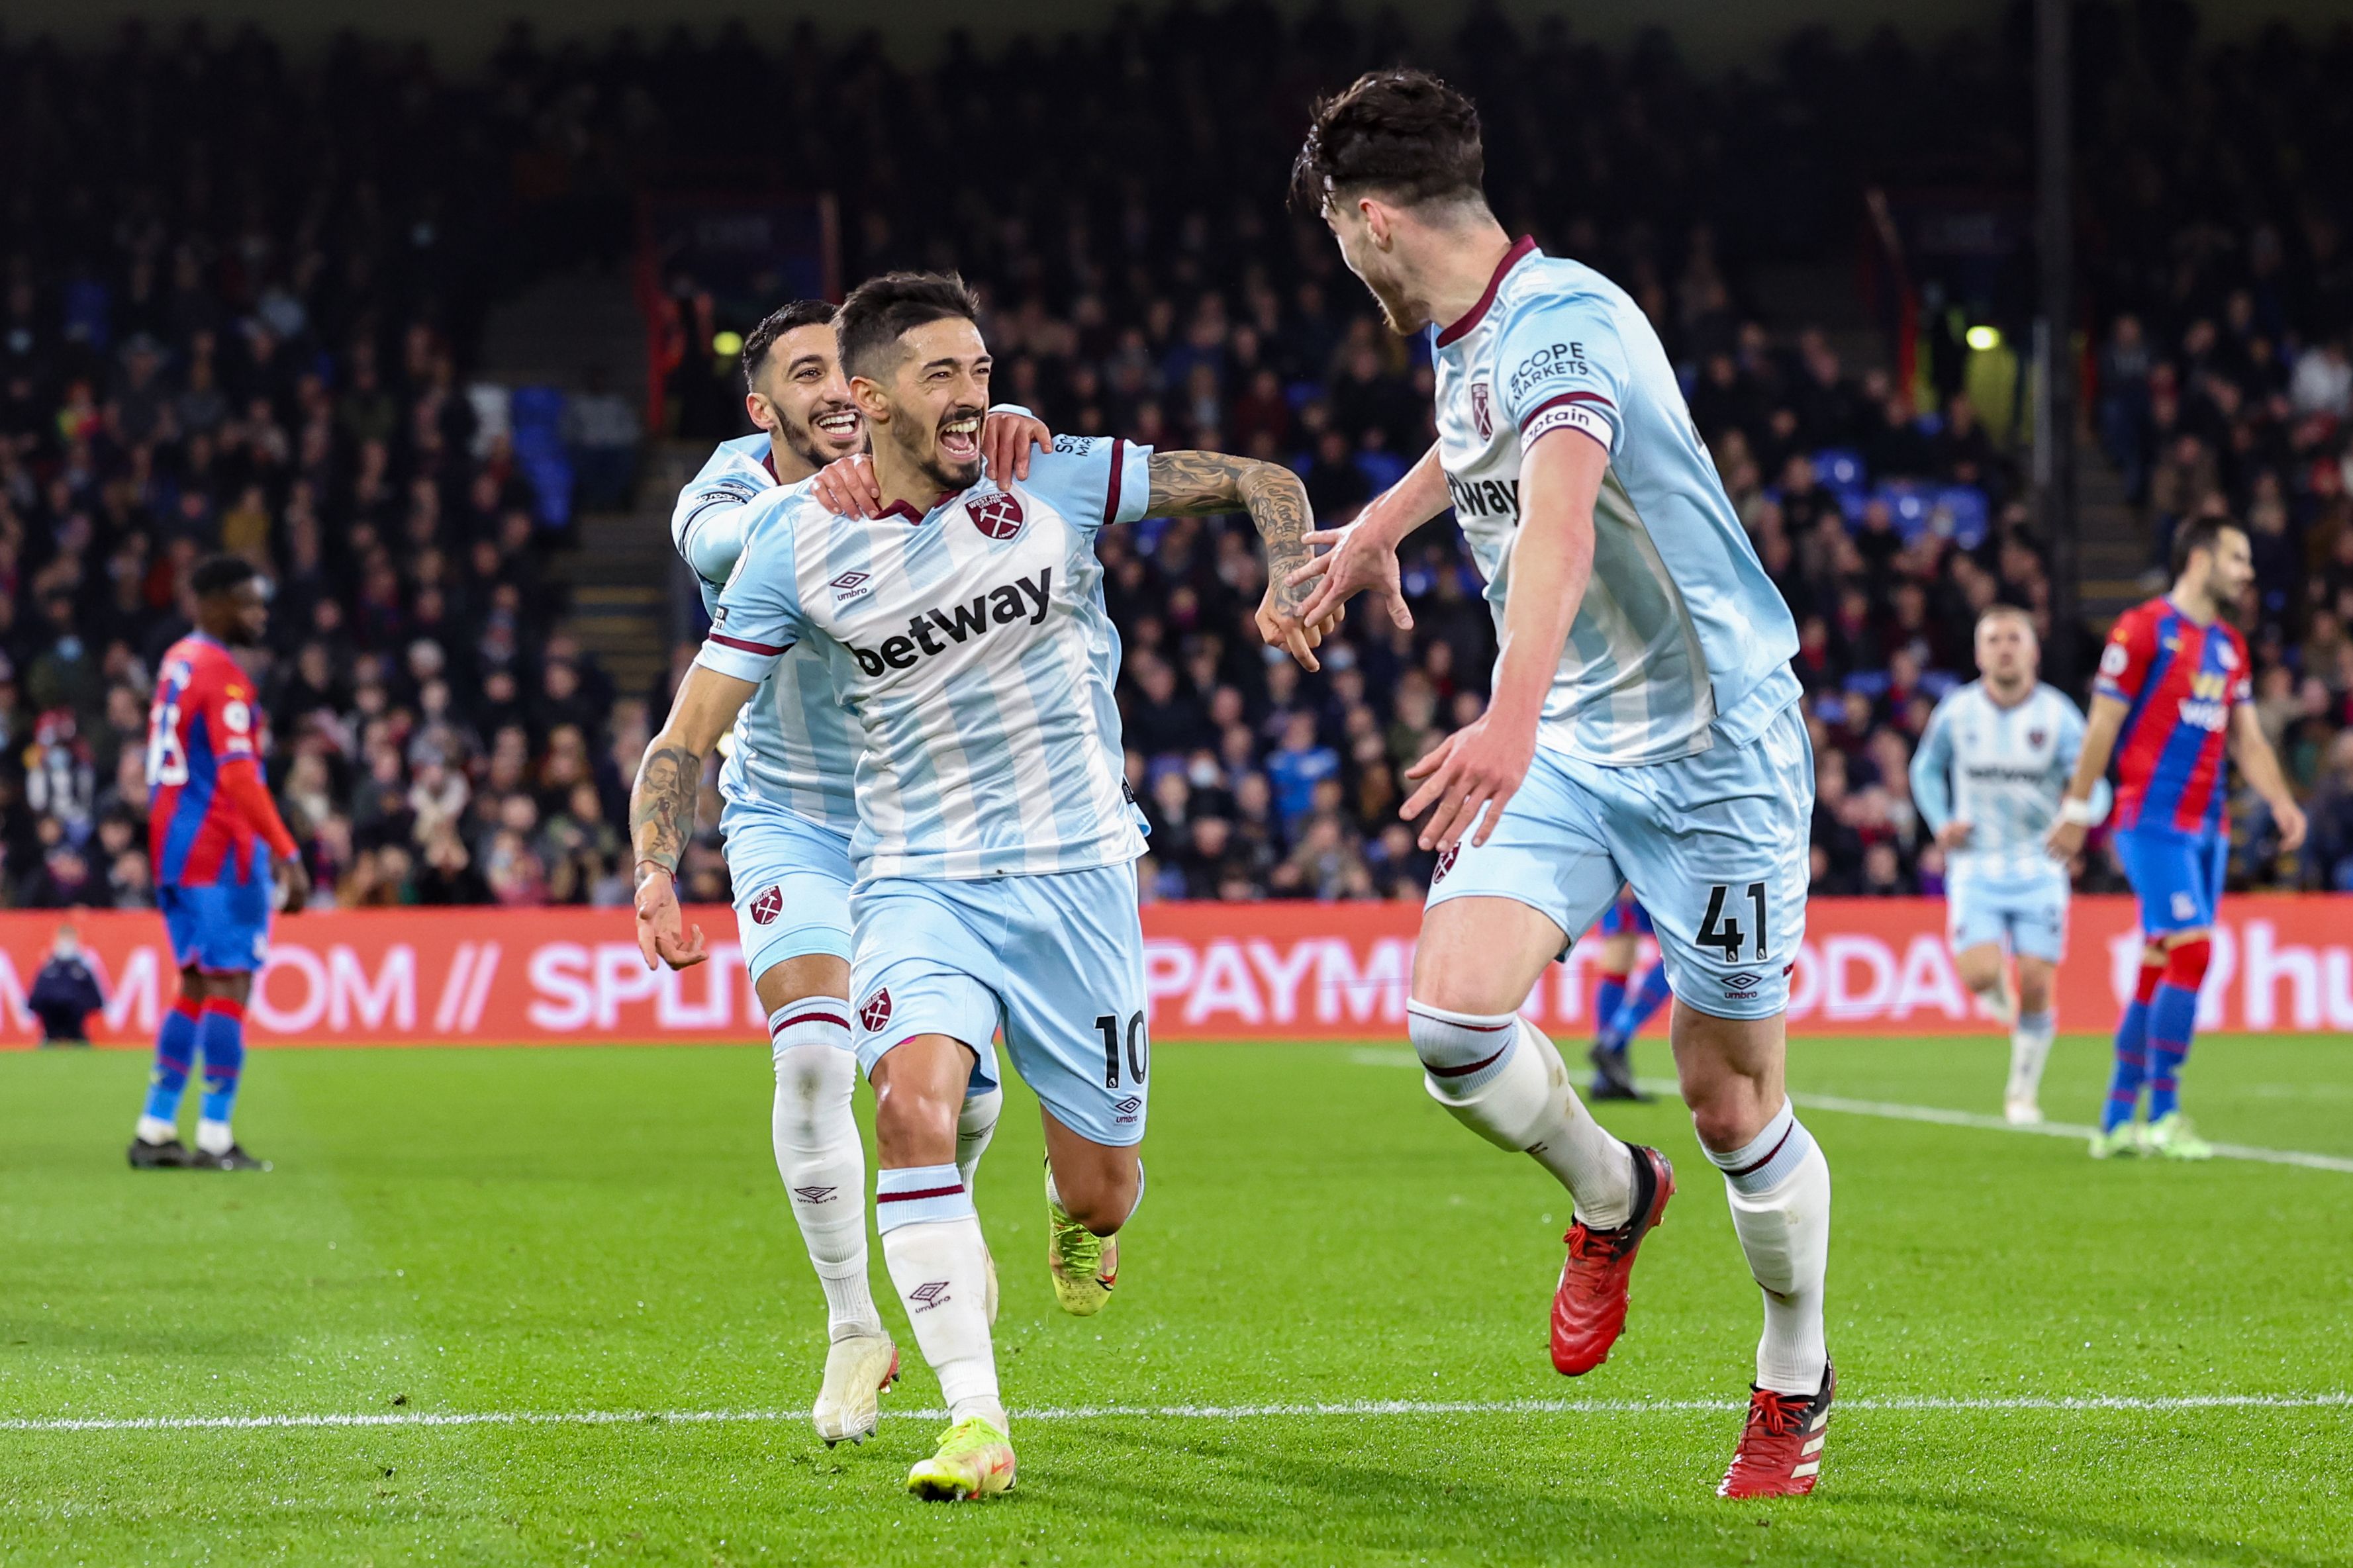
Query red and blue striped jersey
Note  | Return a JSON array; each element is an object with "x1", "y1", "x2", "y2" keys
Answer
[
  {"x1": 2095, "y1": 596, "x2": 2250, "y2": 837},
  {"x1": 146, "y1": 634, "x2": 284, "y2": 886}
]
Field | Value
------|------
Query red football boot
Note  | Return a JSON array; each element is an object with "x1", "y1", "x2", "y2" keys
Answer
[
  {"x1": 1717, "y1": 1363, "x2": 1835, "y2": 1499},
  {"x1": 1550, "y1": 1142, "x2": 1674, "y2": 1375}
]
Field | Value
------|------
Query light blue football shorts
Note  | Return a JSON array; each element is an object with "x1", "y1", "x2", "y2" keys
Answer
[
  {"x1": 1946, "y1": 866, "x2": 2070, "y2": 963},
  {"x1": 850, "y1": 860, "x2": 1149, "y2": 1147},
  {"x1": 719, "y1": 796, "x2": 854, "y2": 980},
  {"x1": 1425, "y1": 700, "x2": 1814, "y2": 1021}
]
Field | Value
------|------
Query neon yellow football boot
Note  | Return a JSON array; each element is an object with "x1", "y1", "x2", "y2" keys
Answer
[
  {"x1": 2088, "y1": 1122, "x2": 2145, "y2": 1160},
  {"x1": 1045, "y1": 1165, "x2": 1118, "y2": 1316},
  {"x1": 2147, "y1": 1113, "x2": 2214, "y2": 1161},
  {"x1": 905, "y1": 1416, "x2": 1017, "y2": 1501}
]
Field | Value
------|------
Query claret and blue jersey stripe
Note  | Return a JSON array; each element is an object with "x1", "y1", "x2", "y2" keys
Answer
[{"x1": 2095, "y1": 596, "x2": 2250, "y2": 837}]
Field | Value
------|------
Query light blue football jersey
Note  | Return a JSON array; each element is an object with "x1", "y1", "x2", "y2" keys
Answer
[
  {"x1": 671, "y1": 434, "x2": 861, "y2": 834},
  {"x1": 696, "y1": 437, "x2": 1155, "y2": 881},
  {"x1": 1430, "y1": 238, "x2": 1801, "y2": 766},
  {"x1": 1911, "y1": 680, "x2": 2108, "y2": 885}
]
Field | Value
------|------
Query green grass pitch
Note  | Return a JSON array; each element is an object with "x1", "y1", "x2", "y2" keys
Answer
[{"x1": 2, "y1": 1031, "x2": 2349, "y2": 1566}]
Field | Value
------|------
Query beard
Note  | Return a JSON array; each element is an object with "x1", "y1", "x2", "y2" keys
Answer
[
  {"x1": 780, "y1": 403, "x2": 859, "y2": 473},
  {"x1": 894, "y1": 406, "x2": 983, "y2": 494}
]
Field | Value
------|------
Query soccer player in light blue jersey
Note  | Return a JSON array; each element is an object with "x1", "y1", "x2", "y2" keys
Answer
[
  {"x1": 670, "y1": 300, "x2": 1047, "y2": 1446},
  {"x1": 632, "y1": 273, "x2": 1325, "y2": 1500},
  {"x1": 1910, "y1": 606, "x2": 2108, "y2": 1125},
  {"x1": 1290, "y1": 70, "x2": 1831, "y2": 1498}
]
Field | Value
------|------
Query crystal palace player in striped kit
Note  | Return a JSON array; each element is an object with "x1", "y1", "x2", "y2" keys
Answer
[
  {"x1": 671, "y1": 300, "x2": 1046, "y2": 1446},
  {"x1": 2048, "y1": 519, "x2": 2304, "y2": 1159},
  {"x1": 128, "y1": 557, "x2": 308, "y2": 1172}
]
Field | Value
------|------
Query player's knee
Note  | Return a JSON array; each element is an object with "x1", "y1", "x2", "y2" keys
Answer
[
  {"x1": 2164, "y1": 935, "x2": 2213, "y2": 988},
  {"x1": 871, "y1": 1080, "x2": 958, "y2": 1166}
]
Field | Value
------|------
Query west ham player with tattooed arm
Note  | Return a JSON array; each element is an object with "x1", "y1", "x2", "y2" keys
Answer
[
  {"x1": 669, "y1": 300, "x2": 1048, "y2": 1446},
  {"x1": 2047, "y1": 519, "x2": 2305, "y2": 1160},
  {"x1": 631, "y1": 272, "x2": 1325, "y2": 1500},
  {"x1": 1288, "y1": 71, "x2": 1833, "y2": 1498}
]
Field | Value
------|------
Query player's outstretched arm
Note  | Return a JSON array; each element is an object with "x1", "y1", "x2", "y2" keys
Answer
[
  {"x1": 2229, "y1": 702, "x2": 2307, "y2": 854},
  {"x1": 2046, "y1": 694, "x2": 2128, "y2": 860},
  {"x1": 1294, "y1": 441, "x2": 1451, "y2": 631},
  {"x1": 1141, "y1": 450, "x2": 1331, "y2": 670},
  {"x1": 630, "y1": 664, "x2": 761, "y2": 970},
  {"x1": 1402, "y1": 430, "x2": 1604, "y2": 853}
]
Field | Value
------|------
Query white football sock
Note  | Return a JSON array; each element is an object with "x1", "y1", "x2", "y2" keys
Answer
[
  {"x1": 136, "y1": 1115, "x2": 177, "y2": 1146},
  {"x1": 1707, "y1": 1099, "x2": 1831, "y2": 1395},
  {"x1": 2009, "y1": 1010, "x2": 2056, "y2": 1100},
  {"x1": 957, "y1": 1086, "x2": 1002, "y2": 1196},
  {"x1": 770, "y1": 1001, "x2": 883, "y2": 1341},
  {"x1": 195, "y1": 1119, "x2": 234, "y2": 1156},
  {"x1": 877, "y1": 1166, "x2": 1004, "y2": 1432},
  {"x1": 1409, "y1": 1003, "x2": 1634, "y2": 1228}
]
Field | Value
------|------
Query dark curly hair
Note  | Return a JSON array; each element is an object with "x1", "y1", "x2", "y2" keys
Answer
[
  {"x1": 836, "y1": 271, "x2": 982, "y2": 381},
  {"x1": 1289, "y1": 68, "x2": 1486, "y2": 214}
]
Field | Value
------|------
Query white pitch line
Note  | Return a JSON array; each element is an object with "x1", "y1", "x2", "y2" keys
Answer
[
  {"x1": 1351, "y1": 1050, "x2": 2353, "y2": 1174},
  {"x1": 4, "y1": 1392, "x2": 2346, "y2": 1436}
]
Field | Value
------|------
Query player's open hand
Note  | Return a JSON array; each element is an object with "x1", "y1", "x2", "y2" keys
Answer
[
  {"x1": 2043, "y1": 819, "x2": 2087, "y2": 862},
  {"x1": 1401, "y1": 712, "x2": 1537, "y2": 853},
  {"x1": 2275, "y1": 798, "x2": 2308, "y2": 854},
  {"x1": 634, "y1": 864, "x2": 708, "y2": 971},
  {"x1": 1935, "y1": 821, "x2": 1974, "y2": 851},
  {"x1": 812, "y1": 453, "x2": 882, "y2": 518},
  {"x1": 981, "y1": 410, "x2": 1051, "y2": 484},
  {"x1": 1293, "y1": 520, "x2": 1414, "y2": 633},
  {"x1": 273, "y1": 858, "x2": 311, "y2": 914}
]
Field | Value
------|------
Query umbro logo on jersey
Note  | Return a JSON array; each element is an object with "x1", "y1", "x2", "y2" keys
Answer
[
  {"x1": 831, "y1": 570, "x2": 874, "y2": 606},
  {"x1": 859, "y1": 988, "x2": 892, "y2": 1032},
  {"x1": 1113, "y1": 1095, "x2": 1141, "y2": 1123},
  {"x1": 748, "y1": 885, "x2": 783, "y2": 925},
  {"x1": 2027, "y1": 728, "x2": 2047, "y2": 748},
  {"x1": 847, "y1": 569, "x2": 1053, "y2": 676},
  {"x1": 967, "y1": 492, "x2": 1025, "y2": 539}
]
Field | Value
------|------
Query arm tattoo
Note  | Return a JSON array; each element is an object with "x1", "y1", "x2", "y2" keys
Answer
[
  {"x1": 630, "y1": 744, "x2": 702, "y2": 877},
  {"x1": 1144, "y1": 450, "x2": 1316, "y2": 618}
]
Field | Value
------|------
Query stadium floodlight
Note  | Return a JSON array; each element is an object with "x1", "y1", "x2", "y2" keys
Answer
[
  {"x1": 1965, "y1": 324, "x2": 2001, "y2": 351},
  {"x1": 712, "y1": 330, "x2": 744, "y2": 356}
]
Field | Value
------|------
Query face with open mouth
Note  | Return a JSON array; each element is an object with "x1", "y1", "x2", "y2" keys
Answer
[
  {"x1": 871, "y1": 315, "x2": 992, "y2": 495},
  {"x1": 756, "y1": 324, "x2": 864, "y2": 477}
]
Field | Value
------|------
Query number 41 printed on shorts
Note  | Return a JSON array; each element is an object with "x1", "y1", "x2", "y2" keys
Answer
[{"x1": 1698, "y1": 882, "x2": 1770, "y2": 963}]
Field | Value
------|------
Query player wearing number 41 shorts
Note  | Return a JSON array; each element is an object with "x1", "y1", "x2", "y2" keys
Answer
[
  {"x1": 635, "y1": 272, "x2": 1327, "y2": 1501},
  {"x1": 668, "y1": 299, "x2": 1052, "y2": 1446},
  {"x1": 1292, "y1": 69, "x2": 1834, "y2": 1498}
]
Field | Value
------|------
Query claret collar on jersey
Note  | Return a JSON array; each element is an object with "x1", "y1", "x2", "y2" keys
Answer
[{"x1": 1435, "y1": 235, "x2": 1539, "y2": 348}]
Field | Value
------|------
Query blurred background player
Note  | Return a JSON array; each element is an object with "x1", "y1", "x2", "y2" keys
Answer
[
  {"x1": 1586, "y1": 894, "x2": 1666, "y2": 1101},
  {"x1": 28, "y1": 923, "x2": 103, "y2": 1047},
  {"x1": 635, "y1": 271, "x2": 1325, "y2": 1502},
  {"x1": 2050, "y1": 520, "x2": 2305, "y2": 1160},
  {"x1": 1910, "y1": 607, "x2": 2106, "y2": 1125},
  {"x1": 128, "y1": 557, "x2": 307, "y2": 1172},
  {"x1": 1291, "y1": 70, "x2": 1832, "y2": 1499},
  {"x1": 669, "y1": 300, "x2": 1047, "y2": 1446}
]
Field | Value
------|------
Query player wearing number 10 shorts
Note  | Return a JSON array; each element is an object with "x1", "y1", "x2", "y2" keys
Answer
[{"x1": 1290, "y1": 70, "x2": 1833, "y2": 1499}]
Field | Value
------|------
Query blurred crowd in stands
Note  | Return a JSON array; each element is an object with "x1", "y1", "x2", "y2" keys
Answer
[{"x1": 1, "y1": 3, "x2": 2349, "y2": 911}]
